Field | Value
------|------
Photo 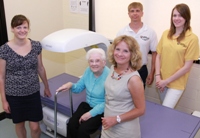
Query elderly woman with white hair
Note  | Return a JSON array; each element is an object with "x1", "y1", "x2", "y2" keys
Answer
[{"x1": 57, "y1": 48, "x2": 110, "y2": 138}]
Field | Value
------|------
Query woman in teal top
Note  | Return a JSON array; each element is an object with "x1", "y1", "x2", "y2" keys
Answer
[{"x1": 57, "y1": 48, "x2": 110, "y2": 138}]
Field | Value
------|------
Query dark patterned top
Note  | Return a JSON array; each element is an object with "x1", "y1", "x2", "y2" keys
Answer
[{"x1": 0, "y1": 39, "x2": 42, "y2": 96}]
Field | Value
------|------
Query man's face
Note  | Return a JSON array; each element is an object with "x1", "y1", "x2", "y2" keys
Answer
[{"x1": 128, "y1": 7, "x2": 143, "y2": 22}]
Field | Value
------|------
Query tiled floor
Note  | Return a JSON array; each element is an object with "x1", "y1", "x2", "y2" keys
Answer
[
  {"x1": 0, "y1": 119, "x2": 51, "y2": 138},
  {"x1": 0, "y1": 118, "x2": 100, "y2": 138},
  {"x1": 1, "y1": 115, "x2": 199, "y2": 138}
]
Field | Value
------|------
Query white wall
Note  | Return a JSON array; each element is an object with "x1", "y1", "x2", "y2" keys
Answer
[
  {"x1": 4, "y1": 0, "x2": 64, "y2": 41},
  {"x1": 4, "y1": 0, "x2": 88, "y2": 40},
  {"x1": 143, "y1": 0, "x2": 200, "y2": 40},
  {"x1": 63, "y1": 0, "x2": 89, "y2": 30},
  {"x1": 95, "y1": 0, "x2": 200, "y2": 41},
  {"x1": 95, "y1": 0, "x2": 141, "y2": 40}
]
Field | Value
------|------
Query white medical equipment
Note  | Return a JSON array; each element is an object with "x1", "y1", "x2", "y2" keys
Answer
[{"x1": 40, "y1": 28, "x2": 110, "y2": 138}]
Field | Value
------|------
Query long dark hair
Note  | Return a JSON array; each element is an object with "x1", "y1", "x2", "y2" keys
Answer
[{"x1": 168, "y1": 3, "x2": 191, "y2": 42}]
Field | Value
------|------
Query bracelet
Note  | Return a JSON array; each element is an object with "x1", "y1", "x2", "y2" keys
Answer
[{"x1": 155, "y1": 74, "x2": 160, "y2": 76}]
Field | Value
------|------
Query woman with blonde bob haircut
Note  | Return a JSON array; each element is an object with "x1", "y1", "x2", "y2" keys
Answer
[
  {"x1": 107, "y1": 35, "x2": 142, "y2": 71},
  {"x1": 101, "y1": 35, "x2": 145, "y2": 138}
]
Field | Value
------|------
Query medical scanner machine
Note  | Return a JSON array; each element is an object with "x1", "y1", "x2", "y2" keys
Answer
[{"x1": 40, "y1": 28, "x2": 110, "y2": 138}]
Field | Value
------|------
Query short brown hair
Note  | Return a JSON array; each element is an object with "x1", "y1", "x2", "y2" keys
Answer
[
  {"x1": 128, "y1": 2, "x2": 143, "y2": 12},
  {"x1": 11, "y1": 14, "x2": 30, "y2": 28}
]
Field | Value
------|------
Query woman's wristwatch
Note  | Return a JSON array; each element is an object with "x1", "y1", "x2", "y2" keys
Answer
[{"x1": 116, "y1": 115, "x2": 121, "y2": 123}]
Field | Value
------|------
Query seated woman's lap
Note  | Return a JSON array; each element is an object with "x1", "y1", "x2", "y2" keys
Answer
[{"x1": 67, "y1": 102, "x2": 103, "y2": 136}]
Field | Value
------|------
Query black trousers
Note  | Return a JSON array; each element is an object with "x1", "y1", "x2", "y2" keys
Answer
[
  {"x1": 138, "y1": 65, "x2": 148, "y2": 88},
  {"x1": 67, "y1": 102, "x2": 103, "y2": 138}
]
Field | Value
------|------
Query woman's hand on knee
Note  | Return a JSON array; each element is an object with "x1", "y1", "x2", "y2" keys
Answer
[{"x1": 79, "y1": 112, "x2": 92, "y2": 124}]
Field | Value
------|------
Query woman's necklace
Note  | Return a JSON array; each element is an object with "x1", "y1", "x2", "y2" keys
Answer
[{"x1": 111, "y1": 67, "x2": 129, "y2": 80}]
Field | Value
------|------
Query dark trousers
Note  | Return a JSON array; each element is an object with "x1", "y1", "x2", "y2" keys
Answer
[
  {"x1": 138, "y1": 65, "x2": 148, "y2": 88},
  {"x1": 67, "y1": 102, "x2": 103, "y2": 138}
]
